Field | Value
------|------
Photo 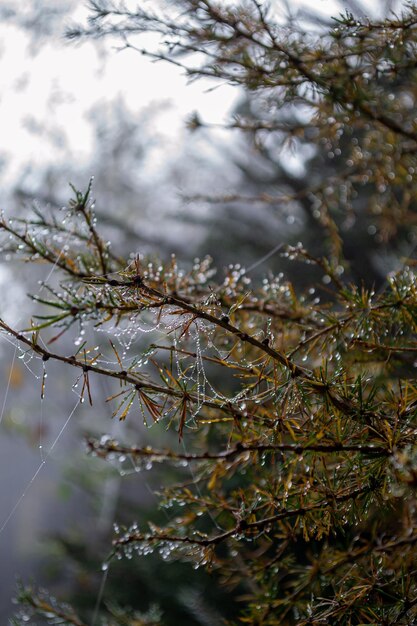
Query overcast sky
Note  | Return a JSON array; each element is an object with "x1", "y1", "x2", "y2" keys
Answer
[
  {"x1": 0, "y1": 1, "x2": 237, "y2": 196},
  {"x1": 0, "y1": 0, "x2": 387, "y2": 201}
]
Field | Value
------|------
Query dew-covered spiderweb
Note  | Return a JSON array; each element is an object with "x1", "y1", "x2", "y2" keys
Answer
[
  {"x1": 0, "y1": 192, "x2": 295, "y2": 622},
  {"x1": 0, "y1": 224, "x2": 94, "y2": 618},
  {"x1": 5, "y1": 181, "x2": 417, "y2": 625}
]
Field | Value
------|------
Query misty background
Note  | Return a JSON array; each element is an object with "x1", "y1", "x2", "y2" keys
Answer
[{"x1": 0, "y1": 0, "x2": 400, "y2": 621}]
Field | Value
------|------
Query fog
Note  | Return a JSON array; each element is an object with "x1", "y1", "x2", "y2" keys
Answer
[{"x1": 0, "y1": 0, "x2": 398, "y2": 621}]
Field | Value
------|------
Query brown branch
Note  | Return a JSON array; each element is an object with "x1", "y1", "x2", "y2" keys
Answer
[
  {"x1": 88, "y1": 438, "x2": 391, "y2": 462},
  {"x1": 0, "y1": 319, "x2": 260, "y2": 425},
  {"x1": 110, "y1": 276, "x2": 358, "y2": 415},
  {"x1": 72, "y1": 208, "x2": 108, "y2": 276},
  {"x1": 0, "y1": 217, "x2": 89, "y2": 279},
  {"x1": 21, "y1": 592, "x2": 87, "y2": 626},
  {"x1": 288, "y1": 313, "x2": 355, "y2": 357},
  {"x1": 113, "y1": 483, "x2": 372, "y2": 549},
  {"x1": 353, "y1": 339, "x2": 417, "y2": 353}
]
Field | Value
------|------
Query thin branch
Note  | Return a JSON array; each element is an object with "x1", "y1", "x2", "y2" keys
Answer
[
  {"x1": 88, "y1": 438, "x2": 391, "y2": 461},
  {"x1": 113, "y1": 483, "x2": 373, "y2": 549},
  {"x1": 0, "y1": 319, "x2": 262, "y2": 425}
]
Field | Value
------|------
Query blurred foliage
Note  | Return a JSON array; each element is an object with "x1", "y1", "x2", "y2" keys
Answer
[{"x1": 3, "y1": 0, "x2": 417, "y2": 624}]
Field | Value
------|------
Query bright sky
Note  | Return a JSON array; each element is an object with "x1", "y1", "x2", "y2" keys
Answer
[
  {"x1": 0, "y1": 0, "x2": 387, "y2": 198},
  {"x1": 0, "y1": 2, "x2": 239, "y2": 195}
]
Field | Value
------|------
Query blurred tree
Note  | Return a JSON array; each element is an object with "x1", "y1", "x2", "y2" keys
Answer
[
  {"x1": 12, "y1": 99, "x2": 172, "y2": 254},
  {"x1": 3, "y1": 1, "x2": 417, "y2": 625},
  {"x1": 178, "y1": 0, "x2": 417, "y2": 285}
]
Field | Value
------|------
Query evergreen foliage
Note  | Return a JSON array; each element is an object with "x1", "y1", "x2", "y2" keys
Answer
[{"x1": 4, "y1": 1, "x2": 417, "y2": 624}]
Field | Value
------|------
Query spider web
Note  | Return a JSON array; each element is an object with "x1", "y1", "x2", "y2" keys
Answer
[
  {"x1": 0, "y1": 233, "x2": 104, "y2": 620},
  {"x1": 0, "y1": 236, "x2": 287, "y2": 623}
]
